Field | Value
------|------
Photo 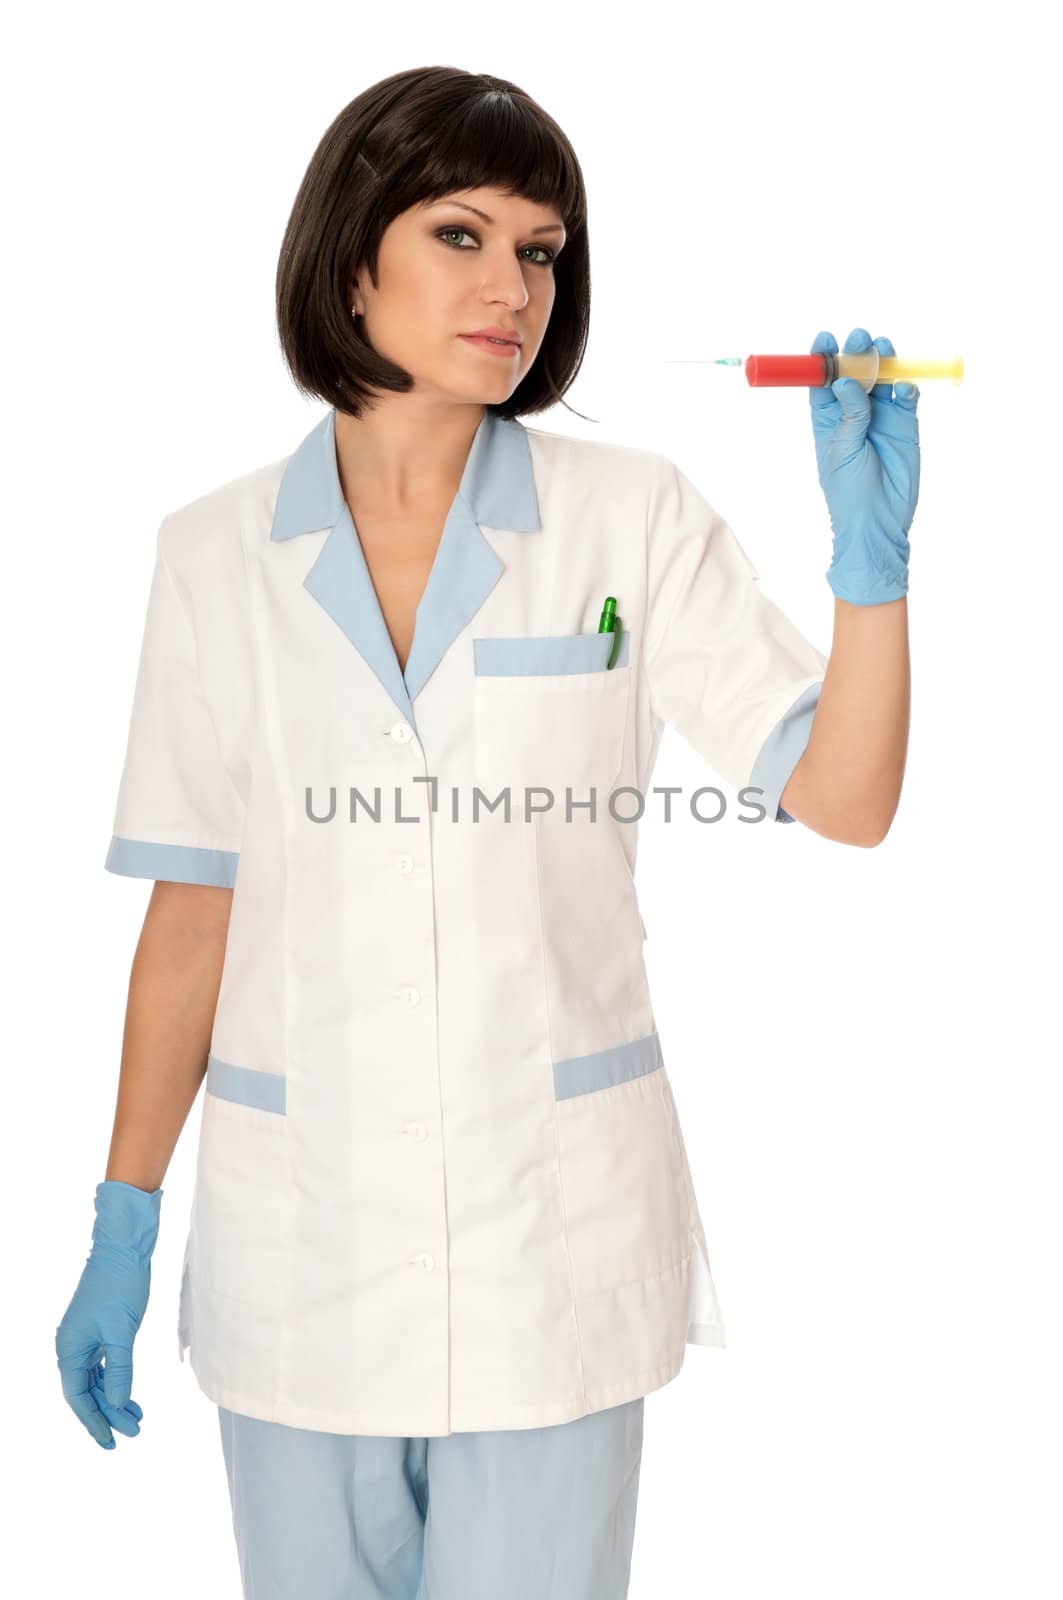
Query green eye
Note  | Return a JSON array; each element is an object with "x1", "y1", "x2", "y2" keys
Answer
[{"x1": 434, "y1": 227, "x2": 556, "y2": 266}]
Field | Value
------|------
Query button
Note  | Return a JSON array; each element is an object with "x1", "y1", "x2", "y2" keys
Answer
[
  {"x1": 402, "y1": 1122, "x2": 429, "y2": 1142},
  {"x1": 398, "y1": 986, "x2": 421, "y2": 1007},
  {"x1": 409, "y1": 1253, "x2": 436, "y2": 1271},
  {"x1": 395, "y1": 855, "x2": 415, "y2": 875},
  {"x1": 389, "y1": 721, "x2": 414, "y2": 743}
]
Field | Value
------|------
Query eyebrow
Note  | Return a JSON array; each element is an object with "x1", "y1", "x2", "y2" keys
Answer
[{"x1": 430, "y1": 200, "x2": 565, "y2": 237}]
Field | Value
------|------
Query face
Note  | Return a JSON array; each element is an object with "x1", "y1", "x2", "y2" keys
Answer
[{"x1": 350, "y1": 186, "x2": 566, "y2": 402}]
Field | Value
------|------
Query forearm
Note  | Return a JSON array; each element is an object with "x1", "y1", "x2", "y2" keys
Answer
[
  {"x1": 105, "y1": 882, "x2": 233, "y2": 1191},
  {"x1": 780, "y1": 595, "x2": 910, "y2": 846}
]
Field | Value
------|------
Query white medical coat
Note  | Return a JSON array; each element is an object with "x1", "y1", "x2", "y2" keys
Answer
[{"x1": 105, "y1": 406, "x2": 827, "y2": 1436}]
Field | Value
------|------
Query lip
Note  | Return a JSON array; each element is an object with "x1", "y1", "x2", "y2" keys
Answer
[{"x1": 459, "y1": 328, "x2": 522, "y2": 346}]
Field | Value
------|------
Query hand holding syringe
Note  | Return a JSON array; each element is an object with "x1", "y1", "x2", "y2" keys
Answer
[{"x1": 666, "y1": 327, "x2": 943, "y2": 603}]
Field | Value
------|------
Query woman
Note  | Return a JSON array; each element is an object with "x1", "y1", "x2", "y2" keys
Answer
[{"x1": 55, "y1": 64, "x2": 919, "y2": 1599}]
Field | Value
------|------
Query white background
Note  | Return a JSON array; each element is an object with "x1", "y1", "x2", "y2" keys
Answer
[{"x1": 7, "y1": 1, "x2": 1060, "y2": 1595}]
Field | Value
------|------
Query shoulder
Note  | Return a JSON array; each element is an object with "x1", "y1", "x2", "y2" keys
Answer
[
  {"x1": 157, "y1": 452, "x2": 289, "y2": 584},
  {"x1": 520, "y1": 422, "x2": 668, "y2": 496},
  {"x1": 518, "y1": 425, "x2": 713, "y2": 546}
]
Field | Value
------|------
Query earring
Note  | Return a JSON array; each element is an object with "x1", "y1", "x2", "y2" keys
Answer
[{"x1": 351, "y1": 306, "x2": 359, "y2": 318}]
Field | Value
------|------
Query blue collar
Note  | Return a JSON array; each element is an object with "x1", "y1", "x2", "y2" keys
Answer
[{"x1": 269, "y1": 407, "x2": 541, "y2": 724}]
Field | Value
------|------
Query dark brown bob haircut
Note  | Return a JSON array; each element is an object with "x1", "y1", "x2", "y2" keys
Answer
[{"x1": 275, "y1": 66, "x2": 591, "y2": 422}]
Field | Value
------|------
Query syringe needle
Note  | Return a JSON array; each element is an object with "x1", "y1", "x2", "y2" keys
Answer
[{"x1": 662, "y1": 357, "x2": 743, "y2": 364}]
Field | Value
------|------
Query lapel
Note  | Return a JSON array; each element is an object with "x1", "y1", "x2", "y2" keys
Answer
[{"x1": 269, "y1": 406, "x2": 541, "y2": 726}]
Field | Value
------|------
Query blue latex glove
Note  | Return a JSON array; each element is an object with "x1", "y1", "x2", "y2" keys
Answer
[
  {"x1": 55, "y1": 1180, "x2": 162, "y2": 1449},
  {"x1": 810, "y1": 327, "x2": 921, "y2": 605}
]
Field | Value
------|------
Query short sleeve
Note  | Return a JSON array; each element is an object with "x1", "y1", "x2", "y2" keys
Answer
[
  {"x1": 644, "y1": 456, "x2": 828, "y2": 824},
  {"x1": 104, "y1": 520, "x2": 245, "y2": 886}
]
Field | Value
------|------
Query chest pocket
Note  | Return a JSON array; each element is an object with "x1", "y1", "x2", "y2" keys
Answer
[{"x1": 471, "y1": 630, "x2": 632, "y2": 795}]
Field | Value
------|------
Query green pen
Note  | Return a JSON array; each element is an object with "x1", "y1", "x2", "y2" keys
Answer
[{"x1": 597, "y1": 595, "x2": 622, "y2": 670}]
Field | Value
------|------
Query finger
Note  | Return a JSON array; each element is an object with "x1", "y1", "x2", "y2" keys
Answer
[
  {"x1": 872, "y1": 335, "x2": 896, "y2": 402},
  {"x1": 830, "y1": 375, "x2": 872, "y2": 450},
  {"x1": 101, "y1": 1343, "x2": 134, "y2": 1411},
  {"x1": 832, "y1": 327, "x2": 877, "y2": 416},
  {"x1": 810, "y1": 330, "x2": 839, "y2": 415},
  {"x1": 89, "y1": 1376, "x2": 142, "y2": 1437},
  {"x1": 894, "y1": 381, "x2": 920, "y2": 411},
  {"x1": 64, "y1": 1385, "x2": 117, "y2": 1449}
]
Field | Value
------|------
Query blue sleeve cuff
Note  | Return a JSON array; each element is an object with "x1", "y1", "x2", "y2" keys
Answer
[
  {"x1": 105, "y1": 836, "x2": 239, "y2": 887},
  {"x1": 747, "y1": 681, "x2": 823, "y2": 824}
]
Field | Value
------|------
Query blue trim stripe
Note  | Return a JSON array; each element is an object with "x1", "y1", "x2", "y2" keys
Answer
[
  {"x1": 747, "y1": 680, "x2": 823, "y2": 824},
  {"x1": 105, "y1": 836, "x2": 239, "y2": 887},
  {"x1": 206, "y1": 1055, "x2": 286, "y2": 1114},
  {"x1": 474, "y1": 628, "x2": 631, "y2": 676},
  {"x1": 553, "y1": 1030, "x2": 663, "y2": 1101}
]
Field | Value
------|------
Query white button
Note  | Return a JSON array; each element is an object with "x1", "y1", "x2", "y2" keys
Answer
[
  {"x1": 389, "y1": 722, "x2": 414, "y2": 743},
  {"x1": 402, "y1": 1122, "x2": 429, "y2": 1142},
  {"x1": 409, "y1": 1253, "x2": 435, "y2": 1271},
  {"x1": 398, "y1": 986, "x2": 421, "y2": 1007},
  {"x1": 395, "y1": 855, "x2": 415, "y2": 875}
]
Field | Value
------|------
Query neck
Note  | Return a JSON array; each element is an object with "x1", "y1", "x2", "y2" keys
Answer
[{"x1": 333, "y1": 399, "x2": 486, "y2": 512}]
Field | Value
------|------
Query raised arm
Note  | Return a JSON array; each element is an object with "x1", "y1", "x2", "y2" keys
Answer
[{"x1": 779, "y1": 596, "x2": 909, "y2": 845}]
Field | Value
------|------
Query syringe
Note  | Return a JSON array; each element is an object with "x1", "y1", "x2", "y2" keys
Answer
[{"x1": 665, "y1": 351, "x2": 964, "y2": 393}]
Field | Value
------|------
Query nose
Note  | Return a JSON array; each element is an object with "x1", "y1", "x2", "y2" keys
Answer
[{"x1": 478, "y1": 255, "x2": 531, "y2": 310}]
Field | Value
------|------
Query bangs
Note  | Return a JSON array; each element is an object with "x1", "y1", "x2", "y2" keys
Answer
[{"x1": 388, "y1": 92, "x2": 587, "y2": 233}]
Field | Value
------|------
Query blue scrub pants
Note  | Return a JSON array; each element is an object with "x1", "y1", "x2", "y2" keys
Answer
[{"x1": 217, "y1": 1396, "x2": 644, "y2": 1599}]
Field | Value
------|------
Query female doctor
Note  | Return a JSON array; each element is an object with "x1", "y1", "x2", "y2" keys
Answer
[{"x1": 55, "y1": 64, "x2": 919, "y2": 1600}]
